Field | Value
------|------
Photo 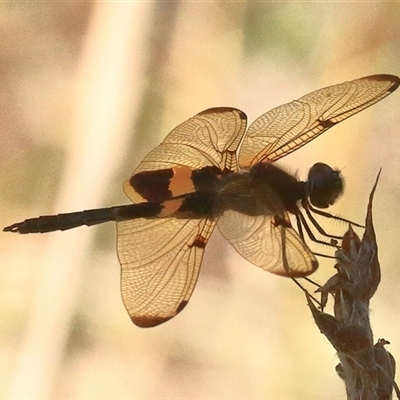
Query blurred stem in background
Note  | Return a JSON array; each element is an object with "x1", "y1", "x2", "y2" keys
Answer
[{"x1": 8, "y1": 3, "x2": 152, "y2": 398}]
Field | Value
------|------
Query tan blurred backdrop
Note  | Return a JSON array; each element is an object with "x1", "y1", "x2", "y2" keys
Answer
[{"x1": 1, "y1": 2, "x2": 400, "y2": 399}]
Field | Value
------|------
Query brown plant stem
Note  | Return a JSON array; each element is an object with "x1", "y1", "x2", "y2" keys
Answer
[{"x1": 307, "y1": 171, "x2": 399, "y2": 400}]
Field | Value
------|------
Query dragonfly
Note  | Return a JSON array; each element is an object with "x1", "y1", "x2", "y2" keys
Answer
[{"x1": 4, "y1": 74, "x2": 399, "y2": 327}]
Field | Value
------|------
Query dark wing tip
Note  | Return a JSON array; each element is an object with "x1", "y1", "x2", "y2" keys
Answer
[
  {"x1": 290, "y1": 258, "x2": 319, "y2": 278},
  {"x1": 273, "y1": 258, "x2": 319, "y2": 278},
  {"x1": 310, "y1": 258, "x2": 319, "y2": 274},
  {"x1": 386, "y1": 75, "x2": 400, "y2": 92},
  {"x1": 131, "y1": 301, "x2": 189, "y2": 328},
  {"x1": 131, "y1": 315, "x2": 173, "y2": 328},
  {"x1": 362, "y1": 74, "x2": 400, "y2": 92},
  {"x1": 197, "y1": 107, "x2": 247, "y2": 120}
]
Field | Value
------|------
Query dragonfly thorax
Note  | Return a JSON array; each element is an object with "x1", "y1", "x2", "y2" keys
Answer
[{"x1": 246, "y1": 162, "x2": 306, "y2": 215}]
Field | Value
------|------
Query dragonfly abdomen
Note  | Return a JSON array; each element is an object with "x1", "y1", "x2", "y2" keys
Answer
[{"x1": 3, "y1": 203, "x2": 163, "y2": 234}]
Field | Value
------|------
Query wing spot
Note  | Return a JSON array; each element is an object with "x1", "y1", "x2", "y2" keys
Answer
[
  {"x1": 189, "y1": 234, "x2": 208, "y2": 248},
  {"x1": 271, "y1": 215, "x2": 292, "y2": 228},
  {"x1": 317, "y1": 118, "x2": 336, "y2": 129}
]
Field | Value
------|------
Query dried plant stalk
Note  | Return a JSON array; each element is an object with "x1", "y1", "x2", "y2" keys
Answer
[{"x1": 307, "y1": 172, "x2": 399, "y2": 400}]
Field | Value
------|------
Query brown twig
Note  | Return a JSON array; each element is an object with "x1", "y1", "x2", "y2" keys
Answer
[{"x1": 306, "y1": 171, "x2": 399, "y2": 400}]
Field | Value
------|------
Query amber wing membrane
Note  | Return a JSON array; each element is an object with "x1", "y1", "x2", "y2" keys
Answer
[
  {"x1": 118, "y1": 217, "x2": 216, "y2": 327},
  {"x1": 118, "y1": 108, "x2": 247, "y2": 326},
  {"x1": 132, "y1": 107, "x2": 247, "y2": 174},
  {"x1": 238, "y1": 75, "x2": 400, "y2": 167},
  {"x1": 218, "y1": 211, "x2": 317, "y2": 277}
]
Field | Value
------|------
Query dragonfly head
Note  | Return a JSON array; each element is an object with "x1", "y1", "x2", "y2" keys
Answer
[{"x1": 306, "y1": 163, "x2": 343, "y2": 209}]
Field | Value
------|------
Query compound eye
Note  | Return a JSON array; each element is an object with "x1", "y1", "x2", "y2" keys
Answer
[{"x1": 308, "y1": 163, "x2": 343, "y2": 208}]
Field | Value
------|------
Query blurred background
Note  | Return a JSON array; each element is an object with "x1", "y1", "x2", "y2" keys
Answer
[{"x1": 1, "y1": 2, "x2": 399, "y2": 398}]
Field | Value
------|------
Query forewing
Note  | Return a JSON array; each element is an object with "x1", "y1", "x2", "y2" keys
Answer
[
  {"x1": 239, "y1": 74, "x2": 400, "y2": 167},
  {"x1": 125, "y1": 108, "x2": 247, "y2": 203},
  {"x1": 117, "y1": 217, "x2": 216, "y2": 327},
  {"x1": 217, "y1": 210, "x2": 318, "y2": 277}
]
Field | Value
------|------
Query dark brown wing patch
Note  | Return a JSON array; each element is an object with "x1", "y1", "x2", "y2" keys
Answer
[
  {"x1": 125, "y1": 166, "x2": 195, "y2": 203},
  {"x1": 124, "y1": 165, "x2": 227, "y2": 205}
]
